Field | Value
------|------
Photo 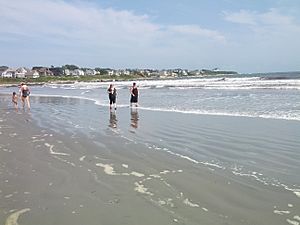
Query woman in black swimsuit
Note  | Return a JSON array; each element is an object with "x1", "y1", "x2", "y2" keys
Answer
[
  {"x1": 107, "y1": 84, "x2": 117, "y2": 110},
  {"x1": 130, "y1": 82, "x2": 138, "y2": 107},
  {"x1": 19, "y1": 83, "x2": 31, "y2": 109}
]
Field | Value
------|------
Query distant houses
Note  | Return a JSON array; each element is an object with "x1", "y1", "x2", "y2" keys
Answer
[
  {"x1": 0, "y1": 65, "x2": 238, "y2": 79},
  {"x1": 1, "y1": 68, "x2": 16, "y2": 78},
  {"x1": 0, "y1": 67, "x2": 40, "y2": 79}
]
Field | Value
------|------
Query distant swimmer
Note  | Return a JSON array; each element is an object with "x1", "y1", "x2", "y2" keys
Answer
[
  {"x1": 107, "y1": 84, "x2": 117, "y2": 110},
  {"x1": 130, "y1": 82, "x2": 138, "y2": 107},
  {"x1": 12, "y1": 92, "x2": 18, "y2": 111},
  {"x1": 19, "y1": 83, "x2": 30, "y2": 109}
]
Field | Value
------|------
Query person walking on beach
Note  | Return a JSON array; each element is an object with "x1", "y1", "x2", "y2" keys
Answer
[
  {"x1": 130, "y1": 82, "x2": 138, "y2": 107},
  {"x1": 19, "y1": 83, "x2": 31, "y2": 109},
  {"x1": 107, "y1": 84, "x2": 117, "y2": 110},
  {"x1": 12, "y1": 92, "x2": 18, "y2": 111}
]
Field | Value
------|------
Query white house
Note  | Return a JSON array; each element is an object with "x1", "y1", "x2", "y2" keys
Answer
[
  {"x1": 16, "y1": 67, "x2": 29, "y2": 78},
  {"x1": 64, "y1": 69, "x2": 71, "y2": 76},
  {"x1": 108, "y1": 70, "x2": 114, "y2": 76},
  {"x1": 85, "y1": 69, "x2": 97, "y2": 76},
  {"x1": 71, "y1": 69, "x2": 85, "y2": 76},
  {"x1": 159, "y1": 70, "x2": 169, "y2": 78},
  {"x1": 123, "y1": 70, "x2": 131, "y2": 76},
  {"x1": 26, "y1": 70, "x2": 40, "y2": 79},
  {"x1": 182, "y1": 70, "x2": 188, "y2": 76},
  {"x1": 1, "y1": 68, "x2": 16, "y2": 78}
]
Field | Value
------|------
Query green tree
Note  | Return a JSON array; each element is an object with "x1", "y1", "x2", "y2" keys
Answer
[{"x1": 62, "y1": 64, "x2": 79, "y2": 70}]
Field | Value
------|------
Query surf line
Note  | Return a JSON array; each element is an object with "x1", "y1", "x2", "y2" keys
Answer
[
  {"x1": 5, "y1": 208, "x2": 30, "y2": 225},
  {"x1": 45, "y1": 143, "x2": 70, "y2": 156}
]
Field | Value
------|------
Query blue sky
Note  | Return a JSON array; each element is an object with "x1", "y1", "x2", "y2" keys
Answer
[{"x1": 0, "y1": 0, "x2": 300, "y2": 73}]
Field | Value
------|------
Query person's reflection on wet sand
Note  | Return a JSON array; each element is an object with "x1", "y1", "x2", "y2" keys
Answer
[
  {"x1": 109, "y1": 111, "x2": 117, "y2": 129},
  {"x1": 130, "y1": 108, "x2": 139, "y2": 129}
]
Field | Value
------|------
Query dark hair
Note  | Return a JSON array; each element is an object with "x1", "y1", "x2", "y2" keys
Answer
[
  {"x1": 13, "y1": 92, "x2": 16, "y2": 95},
  {"x1": 133, "y1": 82, "x2": 136, "y2": 86}
]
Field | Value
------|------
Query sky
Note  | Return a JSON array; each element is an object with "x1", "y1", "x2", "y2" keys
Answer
[{"x1": 0, "y1": 0, "x2": 300, "y2": 73}]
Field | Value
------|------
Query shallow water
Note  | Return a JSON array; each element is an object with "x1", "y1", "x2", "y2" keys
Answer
[{"x1": 1, "y1": 73, "x2": 300, "y2": 121}]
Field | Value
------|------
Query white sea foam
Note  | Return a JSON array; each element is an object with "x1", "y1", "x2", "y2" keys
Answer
[
  {"x1": 4, "y1": 208, "x2": 30, "y2": 225},
  {"x1": 43, "y1": 77, "x2": 300, "y2": 91},
  {"x1": 137, "y1": 106, "x2": 300, "y2": 121},
  {"x1": 79, "y1": 156, "x2": 86, "y2": 161},
  {"x1": 134, "y1": 182, "x2": 153, "y2": 196},
  {"x1": 294, "y1": 216, "x2": 300, "y2": 221},
  {"x1": 273, "y1": 210, "x2": 290, "y2": 215},
  {"x1": 183, "y1": 198, "x2": 199, "y2": 208},
  {"x1": 96, "y1": 163, "x2": 116, "y2": 175},
  {"x1": 44, "y1": 143, "x2": 70, "y2": 156},
  {"x1": 287, "y1": 219, "x2": 299, "y2": 225},
  {"x1": 131, "y1": 171, "x2": 145, "y2": 177}
]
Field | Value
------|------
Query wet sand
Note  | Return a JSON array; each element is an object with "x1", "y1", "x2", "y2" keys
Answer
[{"x1": 0, "y1": 95, "x2": 299, "y2": 225}]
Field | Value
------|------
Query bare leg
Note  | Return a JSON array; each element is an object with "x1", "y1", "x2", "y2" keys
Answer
[
  {"x1": 21, "y1": 97, "x2": 25, "y2": 108},
  {"x1": 26, "y1": 97, "x2": 30, "y2": 109},
  {"x1": 14, "y1": 103, "x2": 18, "y2": 112}
]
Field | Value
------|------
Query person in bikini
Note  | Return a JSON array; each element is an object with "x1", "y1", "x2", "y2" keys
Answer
[{"x1": 19, "y1": 83, "x2": 31, "y2": 109}]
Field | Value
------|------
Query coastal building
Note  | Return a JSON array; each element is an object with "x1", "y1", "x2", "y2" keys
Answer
[
  {"x1": 32, "y1": 67, "x2": 53, "y2": 77},
  {"x1": 84, "y1": 69, "x2": 97, "y2": 76},
  {"x1": 49, "y1": 67, "x2": 63, "y2": 76},
  {"x1": 0, "y1": 67, "x2": 8, "y2": 77},
  {"x1": 15, "y1": 67, "x2": 30, "y2": 78},
  {"x1": 108, "y1": 70, "x2": 114, "y2": 76},
  {"x1": 159, "y1": 70, "x2": 168, "y2": 78},
  {"x1": 64, "y1": 69, "x2": 71, "y2": 76},
  {"x1": 72, "y1": 69, "x2": 85, "y2": 76},
  {"x1": 26, "y1": 70, "x2": 40, "y2": 79},
  {"x1": 122, "y1": 70, "x2": 131, "y2": 76},
  {"x1": 1, "y1": 68, "x2": 16, "y2": 78},
  {"x1": 189, "y1": 70, "x2": 201, "y2": 76}
]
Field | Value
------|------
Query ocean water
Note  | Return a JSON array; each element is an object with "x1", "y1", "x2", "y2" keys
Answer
[
  {"x1": 1, "y1": 72, "x2": 300, "y2": 224},
  {"x1": 2, "y1": 72, "x2": 299, "y2": 121}
]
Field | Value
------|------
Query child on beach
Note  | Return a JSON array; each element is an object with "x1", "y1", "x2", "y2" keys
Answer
[
  {"x1": 107, "y1": 84, "x2": 117, "y2": 110},
  {"x1": 12, "y1": 92, "x2": 18, "y2": 110}
]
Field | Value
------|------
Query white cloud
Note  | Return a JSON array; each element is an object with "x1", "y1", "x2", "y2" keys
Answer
[
  {"x1": 0, "y1": 0, "x2": 228, "y2": 69},
  {"x1": 222, "y1": 8, "x2": 300, "y2": 72},
  {"x1": 0, "y1": 0, "x2": 160, "y2": 46},
  {"x1": 224, "y1": 8, "x2": 300, "y2": 29},
  {"x1": 167, "y1": 25, "x2": 226, "y2": 42},
  {"x1": 223, "y1": 10, "x2": 257, "y2": 25},
  {"x1": 0, "y1": 0, "x2": 225, "y2": 48}
]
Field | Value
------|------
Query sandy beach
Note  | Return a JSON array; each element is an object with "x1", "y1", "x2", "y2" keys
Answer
[{"x1": 0, "y1": 94, "x2": 300, "y2": 225}]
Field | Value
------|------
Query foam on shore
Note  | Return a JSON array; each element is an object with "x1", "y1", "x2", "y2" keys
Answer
[{"x1": 5, "y1": 208, "x2": 30, "y2": 225}]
